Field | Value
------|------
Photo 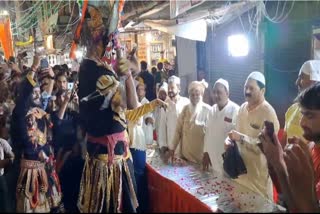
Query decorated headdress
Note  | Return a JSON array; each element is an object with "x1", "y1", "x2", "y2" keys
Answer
[
  {"x1": 70, "y1": 0, "x2": 126, "y2": 62},
  {"x1": 26, "y1": 107, "x2": 47, "y2": 119}
]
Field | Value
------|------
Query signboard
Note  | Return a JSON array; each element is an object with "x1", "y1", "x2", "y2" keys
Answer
[
  {"x1": 312, "y1": 24, "x2": 320, "y2": 60},
  {"x1": 137, "y1": 41, "x2": 147, "y2": 61},
  {"x1": 170, "y1": 0, "x2": 205, "y2": 19},
  {"x1": 150, "y1": 43, "x2": 163, "y2": 63}
]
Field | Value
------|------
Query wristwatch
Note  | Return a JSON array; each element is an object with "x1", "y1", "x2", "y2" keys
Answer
[{"x1": 240, "y1": 135, "x2": 245, "y2": 143}]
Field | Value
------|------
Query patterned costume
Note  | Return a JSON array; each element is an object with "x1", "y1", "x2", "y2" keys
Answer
[
  {"x1": 12, "y1": 73, "x2": 63, "y2": 213},
  {"x1": 78, "y1": 55, "x2": 162, "y2": 212},
  {"x1": 73, "y1": 1, "x2": 156, "y2": 212}
]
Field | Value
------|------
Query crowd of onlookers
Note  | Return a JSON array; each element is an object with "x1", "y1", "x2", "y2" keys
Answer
[{"x1": 0, "y1": 54, "x2": 84, "y2": 212}]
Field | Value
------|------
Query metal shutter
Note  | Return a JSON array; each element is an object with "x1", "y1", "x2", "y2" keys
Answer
[{"x1": 204, "y1": 14, "x2": 263, "y2": 106}]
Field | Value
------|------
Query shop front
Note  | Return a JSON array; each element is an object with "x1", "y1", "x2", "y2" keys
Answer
[{"x1": 119, "y1": 29, "x2": 176, "y2": 69}]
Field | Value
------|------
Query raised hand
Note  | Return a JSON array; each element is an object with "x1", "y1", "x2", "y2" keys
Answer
[
  {"x1": 284, "y1": 137, "x2": 319, "y2": 212},
  {"x1": 202, "y1": 152, "x2": 212, "y2": 171},
  {"x1": 153, "y1": 98, "x2": 168, "y2": 109},
  {"x1": 259, "y1": 127, "x2": 285, "y2": 169},
  {"x1": 63, "y1": 91, "x2": 72, "y2": 104},
  {"x1": 31, "y1": 55, "x2": 41, "y2": 71}
]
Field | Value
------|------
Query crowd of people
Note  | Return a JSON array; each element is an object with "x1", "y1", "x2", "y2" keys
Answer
[
  {"x1": 0, "y1": 49, "x2": 320, "y2": 213},
  {"x1": 120, "y1": 58, "x2": 320, "y2": 213},
  {"x1": 0, "y1": 52, "x2": 320, "y2": 213}
]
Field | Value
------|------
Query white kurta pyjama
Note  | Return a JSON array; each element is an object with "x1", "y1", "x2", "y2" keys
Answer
[
  {"x1": 203, "y1": 100, "x2": 239, "y2": 175},
  {"x1": 234, "y1": 100, "x2": 279, "y2": 200}
]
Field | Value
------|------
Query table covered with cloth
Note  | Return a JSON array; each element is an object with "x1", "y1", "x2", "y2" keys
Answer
[{"x1": 146, "y1": 148, "x2": 286, "y2": 213}]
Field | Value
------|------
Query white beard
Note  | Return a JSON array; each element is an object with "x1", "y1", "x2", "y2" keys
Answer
[{"x1": 188, "y1": 101, "x2": 202, "y2": 122}]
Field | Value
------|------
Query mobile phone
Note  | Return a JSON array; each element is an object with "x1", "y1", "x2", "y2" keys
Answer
[
  {"x1": 40, "y1": 58, "x2": 49, "y2": 70},
  {"x1": 20, "y1": 51, "x2": 28, "y2": 58},
  {"x1": 68, "y1": 82, "x2": 74, "y2": 90},
  {"x1": 264, "y1": 121, "x2": 275, "y2": 144},
  {"x1": 130, "y1": 46, "x2": 137, "y2": 55}
]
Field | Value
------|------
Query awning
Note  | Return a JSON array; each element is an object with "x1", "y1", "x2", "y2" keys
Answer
[{"x1": 144, "y1": 19, "x2": 207, "y2": 42}]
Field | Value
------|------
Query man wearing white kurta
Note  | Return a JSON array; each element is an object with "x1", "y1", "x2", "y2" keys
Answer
[
  {"x1": 154, "y1": 82, "x2": 169, "y2": 149},
  {"x1": 203, "y1": 79, "x2": 239, "y2": 175},
  {"x1": 169, "y1": 80, "x2": 211, "y2": 164},
  {"x1": 136, "y1": 82, "x2": 154, "y2": 145},
  {"x1": 225, "y1": 72, "x2": 280, "y2": 200},
  {"x1": 158, "y1": 76, "x2": 189, "y2": 156}
]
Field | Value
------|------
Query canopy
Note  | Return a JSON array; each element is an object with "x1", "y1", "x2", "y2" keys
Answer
[{"x1": 144, "y1": 19, "x2": 207, "y2": 42}]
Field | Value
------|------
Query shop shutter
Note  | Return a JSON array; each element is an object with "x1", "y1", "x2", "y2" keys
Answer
[{"x1": 204, "y1": 15, "x2": 262, "y2": 106}]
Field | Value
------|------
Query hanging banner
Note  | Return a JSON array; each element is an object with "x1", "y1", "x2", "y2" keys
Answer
[
  {"x1": 170, "y1": 0, "x2": 205, "y2": 19},
  {"x1": 144, "y1": 19, "x2": 207, "y2": 42},
  {"x1": 0, "y1": 17, "x2": 14, "y2": 59}
]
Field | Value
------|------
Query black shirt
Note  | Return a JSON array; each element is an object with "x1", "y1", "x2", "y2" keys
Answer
[
  {"x1": 52, "y1": 109, "x2": 79, "y2": 152},
  {"x1": 78, "y1": 59, "x2": 125, "y2": 137},
  {"x1": 139, "y1": 70, "x2": 156, "y2": 101}
]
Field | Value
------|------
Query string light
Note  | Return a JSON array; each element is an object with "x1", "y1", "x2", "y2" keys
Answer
[{"x1": 11, "y1": 1, "x2": 67, "y2": 38}]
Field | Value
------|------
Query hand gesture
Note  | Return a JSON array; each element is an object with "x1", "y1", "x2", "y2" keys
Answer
[
  {"x1": 202, "y1": 152, "x2": 212, "y2": 171},
  {"x1": 38, "y1": 150, "x2": 49, "y2": 162},
  {"x1": 40, "y1": 67, "x2": 54, "y2": 78},
  {"x1": 31, "y1": 107, "x2": 47, "y2": 119},
  {"x1": 153, "y1": 98, "x2": 168, "y2": 109},
  {"x1": 117, "y1": 57, "x2": 129, "y2": 76},
  {"x1": 259, "y1": 127, "x2": 285, "y2": 169},
  {"x1": 11, "y1": 63, "x2": 21, "y2": 73},
  {"x1": 167, "y1": 149, "x2": 175, "y2": 165},
  {"x1": 284, "y1": 137, "x2": 318, "y2": 212},
  {"x1": 31, "y1": 55, "x2": 41, "y2": 71},
  {"x1": 228, "y1": 130, "x2": 242, "y2": 142},
  {"x1": 72, "y1": 92, "x2": 79, "y2": 103},
  {"x1": 224, "y1": 137, "x2": 234, "y2": 151},
  {"x1": 64, "y1": 91, "x2": 72, "y2": 104},
  {"x1": 127, "y1": 47, "x2": 139, "y2": 76}
]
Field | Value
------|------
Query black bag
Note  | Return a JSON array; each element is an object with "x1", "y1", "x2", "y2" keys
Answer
[{"x1": 222, "y1": 140, "x2": 247, "y2": 179}]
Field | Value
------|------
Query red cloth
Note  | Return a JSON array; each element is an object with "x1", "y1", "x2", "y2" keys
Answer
[
  {"x1": 87, "y1": 131, "x2": 128, "y2": 166},
  {"x1": 153, "y1": 130, "x2": 157, "y2": 141},
  {"x1": 0, "y1": 18, "x2": 14, "y2": 59},
  {"x1": 311, "y1": 145, "x2": 320, "y2": 200}
]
